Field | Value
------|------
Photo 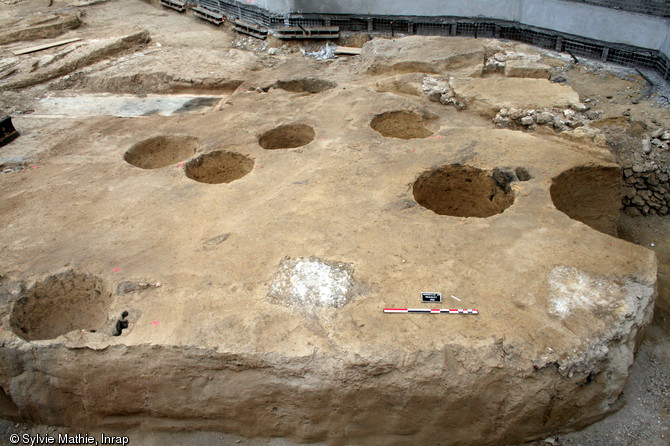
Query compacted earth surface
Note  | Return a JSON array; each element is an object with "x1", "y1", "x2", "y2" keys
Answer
[{"x1": 0, "y1": 0, "x2": 669, "y2": 445}]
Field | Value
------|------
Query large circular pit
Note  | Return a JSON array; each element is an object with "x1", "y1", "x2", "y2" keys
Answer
[
  {"x1": 124, "y1": 135, "x2": 199, "y2": 169},
  {"x1": 258, "y1": 123, "x2": 315, "y2": 150},
  {"x1": 370, "y1": 110, "x2": 433, "y2": 139},
  {"x1": 550, "y1": 165, "x2": 622, "y2": 236},
  {"x1": 184, "y1": 150, "x2": 254, "y2": 184},
  {"x1": 10, "y1": 271, "x2": 111, "y2": 341},
  {"x1": 413, "y1": 164, "x2": 515, "y2": 217}
]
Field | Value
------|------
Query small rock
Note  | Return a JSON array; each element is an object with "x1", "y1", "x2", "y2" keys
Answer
[
  {"x1": 515, "y1": 167, "x2": 531, "y2": 181},
  {"x1": 520, "y1": 116, "x2": 535, "y2": 126},
  {"x1": 623, "y1": 168, "x2": 633, "y2": 178},
  {"x1": 585, "y1": 110, "x2": 603, "y2": 120},
  {"x1": 563, "y1": 109, "x2": 576, "y2": 119},
  {"x1": 622, "y1": 187, "x2": 636, "y2": 199},
  {"x1": 661, "y1": 132, "x2": 670, "y2": 141},
  {"x1": 632, "y1": 164, "x2": 645, "y2": 173},
  {"x1": 535, "y1": 112, "x2": 554, "y2": 125},
  {"x1": 570, "y1": 102, "x2": 589, "y2": 112},
  {"x1": 632, "y1": 99, "x2": 639, "y2": 104},
  {"x1": 493, "y1": 115, "x2": 510, "y2": 127},
  {"x1": 651, "y1": 128, "x2": 665, "y2": 138},
  {"x1": 499, "y1": 107, "x2": 509, "y2": 117},
  {"x1": 268, "y1": 48, "x2": 279, "y2": 55},
  {"x1": 624, "y1": 206, "x2": 642, "y2": 217},
  {"x1": 622, "y1": 109, "x2": 630, "y2": 117},
  {"x1": 508, "y1": 107, "x2": 524, "y2": 120}
]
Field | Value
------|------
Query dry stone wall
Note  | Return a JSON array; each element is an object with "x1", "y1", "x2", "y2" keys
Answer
[{"x1": 622, "y1": 128, "x2": 670, "y2": 216}]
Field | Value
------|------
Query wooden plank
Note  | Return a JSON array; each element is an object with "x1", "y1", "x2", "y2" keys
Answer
[
  {"x1": 334, "y1": 46, "x2": 362, "y2": 56},
  {"x1": 13, "y1": 37, "x2": 81, "y2": 56}
]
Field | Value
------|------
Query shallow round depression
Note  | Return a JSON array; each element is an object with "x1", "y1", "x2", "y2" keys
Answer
[
  {"x1": 10, "y1": 271, "x2": 111, "y2": 341},
  {"x1": 413, "y1": 164, "x2": 515, "y2": 217},
  {"x1": 550, "y1": 165, "x2": 621, "y2": 236},
  {"x1": 370, "y1": 110, "x2": 433, "y2": 139},
  {"x1": 258, "y1": 123, "x2": 315, "y2": 150},
  {"x1": 124, "y1": 134, "x2": 199, "y2": 169},
  {"x1": 275, "y1": 78, "x2": 337, "y2": 94},
  {"x1": 184, "y1": 150, "x2": 254, "y2": 184}
]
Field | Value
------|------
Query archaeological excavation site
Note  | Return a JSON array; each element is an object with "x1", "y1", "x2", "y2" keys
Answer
[{"x1": 1, "y1": 0, "x2": 670, "y2": 445}]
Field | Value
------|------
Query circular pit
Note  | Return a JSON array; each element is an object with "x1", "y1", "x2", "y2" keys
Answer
[
  {"x1": 370, "y1": 111, "x2": 433, "y2": 139},
  {"x1": 184, "y1": 150, "x2": 254, "y2": 184},
  {"x1": 413, "y1": 164, "x2": 515, "y2": 217},
  {"x1": 124, "y1": 135, "x2": 199, "y2": 169},
  {"x1": 258, "y1": 123, "x2": 315, "y2": 150},
  {"x1": 10, "y1": 271, "x2": 111, "y2": 341}
]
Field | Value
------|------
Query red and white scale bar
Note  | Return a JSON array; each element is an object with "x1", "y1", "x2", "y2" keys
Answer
[{"x1": 384, "y1": 308, "x2": 478, "y2": 314}]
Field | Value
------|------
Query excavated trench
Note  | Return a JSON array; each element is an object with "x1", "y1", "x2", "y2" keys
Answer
[
  {"x1": 10, "y1": 271, "x2": 111, "y2": 341},
  {"x1": 124, "y1": 135, "x2": 199, "y2": 169}
]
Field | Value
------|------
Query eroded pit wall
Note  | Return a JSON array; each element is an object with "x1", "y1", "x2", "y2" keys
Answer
[{"x1": 211, "y1": 0, "x2": 670, "y2": 81}]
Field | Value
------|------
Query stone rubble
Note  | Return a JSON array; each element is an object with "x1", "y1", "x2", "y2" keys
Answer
[
  {"x1": 492, "y1": 104, "x2": 594, "y2": 132},
  {"x1": 422, "y1": 76, "x2": 467, "y2": 110},
  {"x1": 622, "y1": 127, "x2": 670, "y2": 216}
]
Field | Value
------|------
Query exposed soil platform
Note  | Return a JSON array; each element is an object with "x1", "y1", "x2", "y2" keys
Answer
[{"x1": 0, "y1": 1, "x2": 668, "y2": 445}]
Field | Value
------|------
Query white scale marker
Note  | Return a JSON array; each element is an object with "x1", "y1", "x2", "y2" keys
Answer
[{"x1": 384, "y1": 308, "x2": 478, "y2": 314}]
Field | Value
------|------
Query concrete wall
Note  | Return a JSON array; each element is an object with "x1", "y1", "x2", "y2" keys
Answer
[
  {"x1": 244, "y1": 0, "x2": 293, "y2": 14},
  {"x1": 268, "y1": 0, "x2": 669, "y2": 58},
  {"x1": 521, "y1": 0, "x2": 668, "y2": 51}
]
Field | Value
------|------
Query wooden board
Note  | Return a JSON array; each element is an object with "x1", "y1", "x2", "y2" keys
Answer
[
  {"x1": 334, "y1": 46, "x2": 362, "y2": 56},
  {"x1": 13, "y1": 37, "x2": 81, "y2": 56}
]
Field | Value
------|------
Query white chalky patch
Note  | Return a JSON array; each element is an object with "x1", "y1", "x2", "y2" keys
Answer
[
  {"x1": 548, "y1": 266, "x2": 621, "y2": 318},
  {"x1": 268, "y1": 256, "x2": 354, "y2": 310}
]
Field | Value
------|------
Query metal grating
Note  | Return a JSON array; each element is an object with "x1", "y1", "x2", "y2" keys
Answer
[
  {"x1": 415, "y1": 22, "x2": 452, "y2": 36},
  {"x1": 287, "y1": 18, "x2": 326, "y2": 27},
  {"x1": 197, "y1": 0, "x2": 218, "y2": 12},
  {"x1": 563, "y1": 40, "x2": 605, "y2": 60},
  {"x1": 456, "y1": 22, "x2": 497, "y2": 38},
  {"x1": 500, "y1": 27, "x2": 558, "y2": 50},
  {"x1": 329, "y1": 18, "x2": 368, "y2": 32}
]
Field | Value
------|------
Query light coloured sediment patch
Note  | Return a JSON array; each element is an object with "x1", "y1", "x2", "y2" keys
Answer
[
  {"x1": 267, "y1": 256, "x2": 355, "y2": 310},
  {"x1": 548, "y1": 266, "x2": 622, "y2": 318}
]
